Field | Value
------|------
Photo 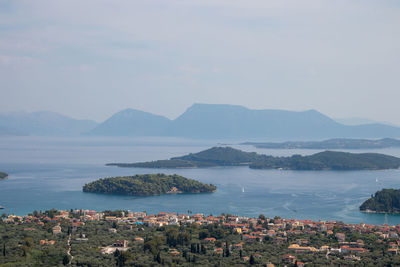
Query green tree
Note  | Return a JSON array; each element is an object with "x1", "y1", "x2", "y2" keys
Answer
[
  {"x1": 225, "y1": 242, "x2": 230, "y2": 257},
  {"x1": 250, "y1": 255, "x2": 255, "y2": 265},
  {"x1": 116, "y1": 252, "x2": 127, "y2": 267},
  {"x1": 63, "y1": 254, "x2": 70, "y2": 265},
  {"x1": 24, "y1": 237, "x2": 34, "y2": 249},
  {"x1": 156, "y1": 252, "x2": 161, "y2": 264}
]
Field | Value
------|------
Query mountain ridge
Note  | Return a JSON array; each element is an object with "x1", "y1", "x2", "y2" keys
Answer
[
  {"x1": 0, "y1": 111, "x2": 98, "y2": 136},
  {"x1": 3, "y1": 104, "x2": 400, "y2": 139},
  {"x1": 88, "y1": 104, "x2": 400, "y2": 139}
]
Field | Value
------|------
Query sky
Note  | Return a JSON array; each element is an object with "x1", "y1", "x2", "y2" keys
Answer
[{"x1": 0, "y1": 0, "x2": 399, "y2": 123}]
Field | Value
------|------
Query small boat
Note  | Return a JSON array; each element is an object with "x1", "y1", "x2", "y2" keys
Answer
[
  {"x1": 0, "y1": 206, "x2": 4, "y2": 209},
  {"x1": 376, "y1": 178, "x2": 379, "y2": 183},
  {"x1": 242, "y1": 187, "x2": 245, "y2": 193}
]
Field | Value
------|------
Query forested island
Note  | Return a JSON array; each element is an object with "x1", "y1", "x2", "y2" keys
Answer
[
  {"x1": 107, "y1": 147, "x2": 400, "y2": 171},
  {"x1": 242, "y1": 138, "x2": 400, "y2": 150},
  {"x1": 83, "y1": 174, "x2": 216, "y2": 196},
  {"x1": 0, "y1": 172, "x2": 8, "y2": 180},
  {"x1": 360, "y1": 189, "x2": 400, "y2": 213},
  {"x1": 107, "y1": 147, "x2": 264, "y2": 168},
  {"x1": 250, "y1": 151, "x2": 400, "y2": 170}
]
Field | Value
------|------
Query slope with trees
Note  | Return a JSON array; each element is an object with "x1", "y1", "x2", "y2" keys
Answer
[
  {"x1": 360, "y1": 189, "x2": 400, "y2": 213},
  {"x1": 250, "y1": 151, "x2": 400, "y2": 170}
]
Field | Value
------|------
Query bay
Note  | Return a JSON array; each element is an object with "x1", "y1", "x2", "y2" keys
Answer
[{"x1": 1, "y1": 136, "x2": 400, "y2": 225}]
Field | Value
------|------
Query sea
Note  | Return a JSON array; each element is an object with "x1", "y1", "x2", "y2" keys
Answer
[{"x1": 1, "y1": 136, "x2": 400, "y2": 225}]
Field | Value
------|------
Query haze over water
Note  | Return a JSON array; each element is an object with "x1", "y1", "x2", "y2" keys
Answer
[{"x1": 1, "y1": 136, "x2": 400, "y2": 225}]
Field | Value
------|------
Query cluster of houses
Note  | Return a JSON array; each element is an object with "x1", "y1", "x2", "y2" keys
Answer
[{"x1": 3, "y1": 209, "x2": 400, "y2": 258}]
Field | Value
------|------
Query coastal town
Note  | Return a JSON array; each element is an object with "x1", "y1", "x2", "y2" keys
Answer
[{"x1": 2, "y1": 209, "x2": 400, "y2": 266}]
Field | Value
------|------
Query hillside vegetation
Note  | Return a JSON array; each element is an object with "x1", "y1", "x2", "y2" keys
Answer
[
  {"x1": 250, "y1": 151, "x2": 400, "y2": 170},
  {"x1": 83, "y1": 174, "x2": 216, "y2": 196},
  {"x1": 173, "y1": 147, "x2": 265, "y2": 166},
  {"x1": 360, "y1": 189, "x2": 400, "y2": 213}
]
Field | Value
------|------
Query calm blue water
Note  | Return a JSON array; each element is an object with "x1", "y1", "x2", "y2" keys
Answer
[{"x1": 1, "y1": 136, "x2": 400, "y2": 225}]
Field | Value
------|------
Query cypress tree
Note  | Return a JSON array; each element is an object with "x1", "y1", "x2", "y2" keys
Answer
[
  {"x1": 201, "y1": 244, "x2": 206, "y2": 254},
  {"x1": 117, "y1": 252, "x2": 126, "y2": 267},
  {"x1": 156, "y1": 252, "x2": 161, "y2": 263},
  {"x1": 250, "y1": 255, "x2": 255, "y2": 265},
  {"x1": 63, "y1": 254, "x2": 70, "y2": 265}
]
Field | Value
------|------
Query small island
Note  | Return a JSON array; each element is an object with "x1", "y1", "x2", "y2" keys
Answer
[
  {"x1": 107, "y1": 146, "x2": 400, "y2": 171},
  {"x1": 0, "y1": 171, "x2": 8, "y2": 180},
  {"x1": 83, "y1": 173, "x2": 216, "y2": 196},
  {"x1": 360, "y1": 189, "x2": 400, "y2": 214}
]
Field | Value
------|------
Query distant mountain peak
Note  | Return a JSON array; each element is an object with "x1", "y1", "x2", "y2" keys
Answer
[
  {"x1": 88, "y1": 108, "x2": 170, "y2": 136},
  {"x1": 112, "y1": 108, "x2": 170, "y2": 119}
]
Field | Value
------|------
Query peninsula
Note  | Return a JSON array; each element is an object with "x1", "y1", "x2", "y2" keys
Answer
[
  {"x1": 0, "y1": 172, "x2": 8, "y2": 180},
  {"x1": 107, "y1": 147, "x2": 400, "y2": 171},
  {"x1": 242, "y1": 138, "x2": 400, "y2": 150},
  {"x1": 360, "y1": 189, "x2": 400, "y2": 214},
  {"x1": 83, "y1": 174, "x2": 216, "y2": 196}
]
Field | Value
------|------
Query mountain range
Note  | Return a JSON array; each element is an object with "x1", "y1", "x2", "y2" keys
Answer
[
  {"x1": 0, "y1": 111, "x2": 98, "y2": 136},
  {"x1": 88, "y1": 104, "x2": 400, "y2": 140},
  {"x1": 2, "y1": 104, "x2": 400, "y2": 140}
]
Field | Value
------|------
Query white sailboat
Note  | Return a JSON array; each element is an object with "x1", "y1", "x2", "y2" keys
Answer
[{"x1": 242, "y1": 187, "x2": 245, "y2": 193}]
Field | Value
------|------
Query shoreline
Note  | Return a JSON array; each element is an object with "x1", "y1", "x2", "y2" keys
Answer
[
  {"x1": 2, "y1": 208, "x2": 400, "y2": 227},
  {"x1": 360, "y1": 209, "x2": 400, "y2": 215}
]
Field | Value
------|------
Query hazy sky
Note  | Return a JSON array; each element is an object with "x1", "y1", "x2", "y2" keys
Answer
[{"x1": 1, "y1": 0, "x2": 399, "y2": 123}]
